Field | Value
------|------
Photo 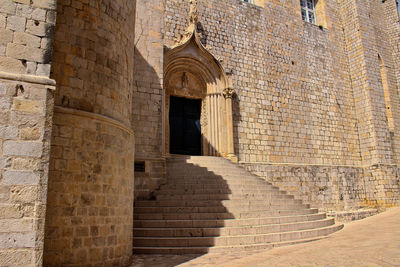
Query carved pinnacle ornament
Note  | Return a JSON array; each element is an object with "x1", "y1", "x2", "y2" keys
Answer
[
  {"x1": 188, "y1": 0, "x2": 198, "y2": 25},
  {"x1": 223, "y1": 87, "x2": 236, "y2": 99}
]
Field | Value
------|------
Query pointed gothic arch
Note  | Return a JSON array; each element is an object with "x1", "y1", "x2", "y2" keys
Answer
[{"x1": 163, "y1": 24, "x2": 237, "y2": 161}]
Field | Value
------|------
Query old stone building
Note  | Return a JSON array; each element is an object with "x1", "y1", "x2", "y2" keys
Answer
[{"x1": 0, "y1": 0, "x2": 399, "y2": 266}]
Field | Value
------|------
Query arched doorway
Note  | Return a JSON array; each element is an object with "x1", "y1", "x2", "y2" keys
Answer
[{"x1": 163, "y1": 25, "x2": 237, "y2": 161}]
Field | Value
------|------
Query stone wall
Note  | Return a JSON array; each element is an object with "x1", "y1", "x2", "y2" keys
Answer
[
  {"x1": 0, "y1": 0, "x2": 57, "y2": 266},
  {"x1": 164, "y1": 0, "x2": 361, "y2": 166},
  {"x1": 243, "y1": 163, "x2": 400, "y2": 211},
  {"x1": 132, "y1": 0, "x2": 166, "y2": 200},
  {"x1": 44, "y1": 0, "x2": 136, "y2": 265},
  {"x1": 132, "y1": 0, "x2": 400, "y2": 210}
]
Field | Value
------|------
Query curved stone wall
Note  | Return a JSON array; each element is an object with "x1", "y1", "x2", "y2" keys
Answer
[{"x1": 44, "y1": 0, "x2": 135, "y2": 265}]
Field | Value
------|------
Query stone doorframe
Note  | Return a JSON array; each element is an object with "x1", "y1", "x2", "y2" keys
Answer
[{"x1": 163, "y1": 23, "x2": 237, "y2": 161}]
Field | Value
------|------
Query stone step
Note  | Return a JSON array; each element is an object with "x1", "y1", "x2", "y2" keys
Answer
[
  {"x1": 167, "y1": 175, "x2": 265, "y2": 183},
  {"x1": 134, "y1": 156, "x2": 343, "y2": 254},
  {"x1": 132, "y1": 236, "x2": 329, "y2": 254},
  {"x1": 167, "y1": 171, "x2": 251, "y2": 177},
  {"x1": 135, "y1": 200, "x2": 303, "y2": 214},
  {"x1": 135, "y1": 199, "x2": 307, "y2": 208},
  {"x1": 160, "y1": 183, "x2": 279, "y2": 191},
  {"x1": 154, "y1": 188, "x2": 284, "y2": 195},
  {"x1": 134, "y1": 213, "x2": 327, "y2": 228},
  {"x1": 134, "y1": 218, "x2": 335, "y2": 237},
  {"x1": 134, "y1": 208, "x2": 319, "y2": 220},
  {"x1": 133, "y1": 224, "x2": 343, "y2": 247},
  {"x1": 154, "y1": 193, "x2": 294, "y2": 201}
]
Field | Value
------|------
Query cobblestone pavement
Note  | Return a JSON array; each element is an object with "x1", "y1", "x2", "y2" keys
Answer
[{"x1": 131, "y1": 207, "x2": 400, "y2": 267}]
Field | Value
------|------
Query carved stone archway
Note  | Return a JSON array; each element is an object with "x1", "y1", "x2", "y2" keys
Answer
[{"x1": 163, "y1": 22, "x2": 236, "y2": 161}]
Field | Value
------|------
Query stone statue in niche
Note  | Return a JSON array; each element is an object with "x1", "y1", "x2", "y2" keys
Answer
[{"x1": 181, "y1": 72, "x2": 189, "y2": 92}]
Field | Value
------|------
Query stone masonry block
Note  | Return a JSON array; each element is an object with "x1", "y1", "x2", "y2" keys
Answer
[
  {"x1": 32, "y1": 0, "x2": 57, "y2": 10},
  {"x1": 0, "y1": 232, "x2": 35, "y2": 249},
  {"x1": 26, "y1": 19, "x2": 52, "y2": 37},
  {"x1": 0, "y1": 28, "x2": 13, "y2": 45},
  {"x1": 6, "y1": 43, "x2": 45, "y2": 62},
  {"x1": 10, "y1": 186, "x2": 39, "y2": 203},
  {"x1": 0, "y1": 204, "x2": 23, "y2": 219},
  {"x1": 0, "y1": 97, "x2": 12, "y2": 109},
  {"x1": 0, "y1": 82, "x2": 7, "y2": 95},
  {"x1": 0, "y1": 219, "x2": 33, "y2": 232},
  {"x1": 0, "y1": 125, "x2": 19, "y2": 139},
  {"x1": 13, "y1": 32, "x2": 41, "y2": 47},
  {"x1": 13, "y1": 98, "x2": 43, "y2": 113},
  {"x1": 6, "y1": 15, "x2": 26, "y2": 32},
  {"x1": 0, "y1": 56, "x2": 26, "y2": 73},
  {"x1": 46, "y1": 10, "x2": 56, "y2": 24},
  {"x1": 0, "y1": 0, "x2": 16, "y2": 15},
  {"x1": 0, "y1": 250, "x2": 32, "y2": 266},
  {"x1": 0, "y1": 14, "x2": 5, "y2": 28},
  {"x1": 16, "y1": 4, "x2": 47, "y2": 21},
  {"x1": 3, "y1": 170, "x2": 40, "y2": 185},
  {"x1": 3, "y1": 141, "x2": 42, "y2": 157},
  {"x1": 36, "y1": 63, "x2": 50, "y2": 76},
  {"x1": 26, "y1": 61, "x2": 37, "y2": 74},
  {"x1": 0, "y1": 45, "x2": 6, "y2": 56}
]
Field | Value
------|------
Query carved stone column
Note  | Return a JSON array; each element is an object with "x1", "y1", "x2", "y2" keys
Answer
[{"x1": 223, "y1": 87, "x2": 237, "y2": 162}]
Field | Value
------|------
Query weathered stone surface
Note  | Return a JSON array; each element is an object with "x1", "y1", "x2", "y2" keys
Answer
[
  {"x1": 13, "y1": 32, "x2": 41, "y2": 47},
  {"x1": 0, "y1": 28, "x2": 13, "y2": 45},
  {"x1": 0, "y1": 250, "x2": 32, "y2": 266},
  {"x1": 3, "y1": 141, "x2": 42, "y2": 157},
  {"x1": 0, "y1": 56, "x2": 25, "y2": 73},
  {"x1": 32, "y1": 0, "x2": 57, "y2": 10},
  {"x1": 0, "y1": 0, "x2": 16, "y2": 15},
  {"x1": 6, "y1": 43, "x2": 45, "y2": 63},
  {"x1": 3, "y1": 170, "x2": 40, "y2": 185},
  {"x1": 6, "y1": 15, "x2": 26, "y2": 32},
  {"x1": 0, "y1": 232, "x2": 35, "y2": 249}
]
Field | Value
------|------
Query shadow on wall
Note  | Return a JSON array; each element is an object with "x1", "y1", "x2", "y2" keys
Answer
[
  {"x1": 132, "y1": 157, "x2": 234, "y2": 262},
  {"x1": 232, "y1": 90, "x2": 242, "y2": 158},
  {"x1": 132, "y1": 46, "x2": 165, "y2": 200}
]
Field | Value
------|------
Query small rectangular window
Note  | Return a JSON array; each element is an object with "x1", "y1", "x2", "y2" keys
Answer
[
  {"x1": 134, "y1": 161, "x2": 145, "y2": 172},
  {"x1": 300, "y1": 0, "x2": 317, "y2": 24}
]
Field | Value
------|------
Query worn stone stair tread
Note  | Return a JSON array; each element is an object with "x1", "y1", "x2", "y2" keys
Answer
[
  {"x1": 132, "y1": 236, "x2": 330, "y2": 254},
  {"x1": 135, "y1": 200, "x2": 308, "y2": 208},
  {"x1": 134, "y1": 213, "x2": 327, "y2": 227},
  {"x1": 134, "y1": 208, "x2": 319, "y2": 217},
  {"x1": 134, "y1": 218, "x2": 335, "y2": 237},
  {"x1": 135, "y1": 217, "x2": 333, "y2": 231},
  {"x1": 133, "y1": 224, "x2": 343, "y2": 246}
]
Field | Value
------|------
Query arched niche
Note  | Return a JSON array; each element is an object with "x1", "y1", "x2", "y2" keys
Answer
[{"x1": 163, "y1": 25, "x2": 237, "y2": 161}]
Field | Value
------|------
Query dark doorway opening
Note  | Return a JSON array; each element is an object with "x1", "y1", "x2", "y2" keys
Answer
[{"x1": 169, "y1": 96, "x2": 201, "y2": 155}]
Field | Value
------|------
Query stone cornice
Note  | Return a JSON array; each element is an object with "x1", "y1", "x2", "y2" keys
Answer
[
  {"x1": 0, "y1": 71, "x2": 56, "y2": 87},
  {"x1": 54, "y1": 106, "x2": 134, "y2": 136}
]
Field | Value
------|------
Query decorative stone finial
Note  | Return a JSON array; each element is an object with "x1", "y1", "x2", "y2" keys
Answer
[{"x1": 188, "y1": 0, "x2": 198, "y2": 25}]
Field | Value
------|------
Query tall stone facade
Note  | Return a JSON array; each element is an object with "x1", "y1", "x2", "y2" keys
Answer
[
  {"x1": 133, "y1": 0, "x2": 400, "y2": 211},
  {"x1": 0, "y1": 0, "x2": 399, "y2": 266}
]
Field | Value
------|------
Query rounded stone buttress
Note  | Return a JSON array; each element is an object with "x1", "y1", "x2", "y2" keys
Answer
[{"x1": 44, "y1": 0, "x2": 135, "y2": 265}]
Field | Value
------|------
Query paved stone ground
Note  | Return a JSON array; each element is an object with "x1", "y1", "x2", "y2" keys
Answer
[{"x1": 131, "y1": 207, "x2": 400, "y2": 267}]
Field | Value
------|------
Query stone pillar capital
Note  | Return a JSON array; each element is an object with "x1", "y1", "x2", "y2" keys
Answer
[{"x1": 223, "y1": 87, "x2": 236, "y2": 99}]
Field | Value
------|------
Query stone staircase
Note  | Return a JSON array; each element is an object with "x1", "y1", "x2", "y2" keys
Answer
[{"x1": 133, "y1": 156, "x2": 343, "y2": 254}]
